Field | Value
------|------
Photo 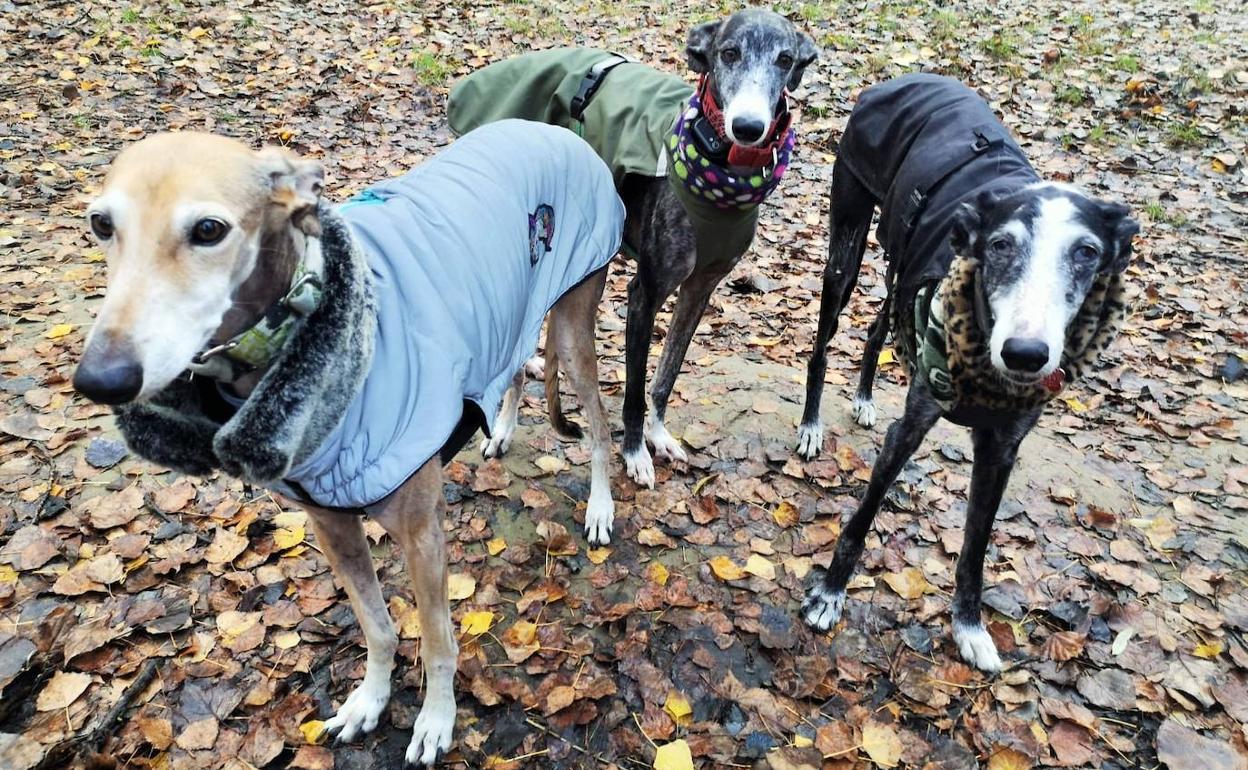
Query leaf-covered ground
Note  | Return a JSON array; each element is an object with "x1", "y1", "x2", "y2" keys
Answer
[{"x1": 2, "y1": 1, "x2": 1246, "y2": 769}]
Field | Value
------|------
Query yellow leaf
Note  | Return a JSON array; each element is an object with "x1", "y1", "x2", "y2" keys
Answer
[
  {"x1": 187, "y1": 26, "x2": 208, "y2": 39},
  {"x1": 587, "y1": 547, "x2": 611, "y2": 564},
  {"x1": 987, "y1": 747, "x2": 1033, "y2": 770},
  {"x1": 708, "y1": 555, "x2": 746, "y2": 581},
  {"x1": 0, "y1": 564, "x2": 17, "y2": 584},
  {"x1": 647, "y1": 561, "x2": 670, "y2": 586},
  {"x1": 881, "y1": 567, "x2": 932, "y2": 600},
  {"x1": 486, "y1": 537, "x2": 506, "y2": 556},
  {"x1": 793, "y1": 734, "x2": 813, "y2": 748},
  {"x1": 63, "y1": 266, "x2": 93, "y2": 281},
  {"x1": 877, "y1": 347, "x2": 896, "y2": 366},
  {"x1": 300, "y1": 720, "x2": 327, "y2": 744},
  {"x1": 447, "y1": 573, "x2": 476, "y2": 601},
  {"x1": 1194, "y1": 640, "x2": 1224, "y2": 659},
  {"x1": 274, "y1": 630, "x2": 301, "y2": 649},
  {"x1": 1063, "y1": 397, "x2": 1088, "y2": 412},
  {"x1": 1211, "y1": 158, "x2": 1227, "y2": 173},
  {"x1": 691, "y1": 473, "x2": 718, "y2": 495},
  {"x1": 460, "y1": 610, "x2": 493, "y2": 636},
  {"x1": 653, "y1": 739, "x2": 694, "y2": 770},
  {"x1": 272, "y1": 524, "x2": 305, "y2": 550},
  {"x1": 743, "y1": 554, "x2": 775, "y2": 580},
  {"x1": 771, "y1": 501, "x2": 798, "y2": 528},
  {"x1": 663, "y1": 691, "x2": 692, "y2": 726},
  {"x1": 534, "y1": 455, "x2": 567, "y2": 474},
  {"x1": 45, "y1": 323, "x2": 74, "y2": 339},
  {"x1": 389, "y1": 596, "x2": 422, "y2": 639},
  {"x1": 861, "y1": 720, "x2": 902, "y2": 768}
]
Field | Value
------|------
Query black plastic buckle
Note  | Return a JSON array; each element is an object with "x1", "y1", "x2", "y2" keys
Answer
[
  {"x1": 570, "y1": 54, "x2": 629, "y2": 121},
  {"x1": 971, "y1": 129, "x2": 991, "y2": 152}
]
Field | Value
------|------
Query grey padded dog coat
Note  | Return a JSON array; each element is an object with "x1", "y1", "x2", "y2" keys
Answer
[
  {"x1": 286, "y1": 119, "x2": 625, "y2": 508},
  {"x1": 114, "y1": 120, "x2": 624, "y2": 510}
]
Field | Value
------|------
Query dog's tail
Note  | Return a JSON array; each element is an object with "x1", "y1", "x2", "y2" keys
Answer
[{"x1": 544, "y1": 343, "x2": 584, "y2": 441}]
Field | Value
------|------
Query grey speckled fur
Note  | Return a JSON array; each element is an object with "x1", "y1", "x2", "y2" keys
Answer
[{"x1": 114, "y1": 204, "x2": 376, "y2": 486}]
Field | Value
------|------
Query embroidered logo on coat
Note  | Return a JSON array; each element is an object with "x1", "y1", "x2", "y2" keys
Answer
[{"x1": 528, "y1": 204, "x2": 555, "y2": 266}]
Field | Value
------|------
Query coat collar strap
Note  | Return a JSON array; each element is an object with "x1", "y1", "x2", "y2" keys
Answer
[{"x1": 188, "y1": 246, "x2": 324, "y2": 381}]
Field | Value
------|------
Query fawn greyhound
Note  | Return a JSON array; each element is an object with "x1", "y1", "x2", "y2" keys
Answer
[{"x1": 72, "y1": 121, "x2": 624, "y2": 764}]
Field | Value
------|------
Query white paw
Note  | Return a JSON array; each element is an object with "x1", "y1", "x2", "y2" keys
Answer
[
  {"x1": 523, "y1": 355, "x2": 545, "y2": 380},
  {"x1": 584, "y1": 492, "x2": 615, "y2": 546},
  {"x1": 801, "y1": 585, "x2": 845, "y2": 632},
  {"x1": 953, "y1": 621, "x2": 1003, "y2": 673},
  {"x1": 622, "y1": 445, "x2": 655, "y2": 489},
  {"x1": 645, "y1": 418, "x2": 688, "y2": 464},
  {"x1": 479, "y1": 430, "x2": 513, "y2": 459},
  {"x1": 324, "y1": 677, "x2": 391, "y2": 743},
  {"x1": 851, "y1": 395, "x2": 876, "y2": 428},
  {"x1": 796, "y1": 420, "x2": 823, "y2": 459},
  {"x1": 405, "y1": 695, "x2": 455, "y2": 766}
]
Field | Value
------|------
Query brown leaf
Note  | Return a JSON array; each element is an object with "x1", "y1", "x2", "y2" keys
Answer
[
  {"x1": 1049, "y1": 721, "x2": 1099, "y2": 767},
  {"x1": 1155, "y1": 717, "x2": 1244, "y2": 770},
  {"x1": 36, "y1": 670, "x2": 91, "y2": 711},
  {"x1": 205, "y1": 529, "x2": 249, "y2": 564},
  {"x1": 1041, "y1": 631, "x2": 1086, "y2": 662}
]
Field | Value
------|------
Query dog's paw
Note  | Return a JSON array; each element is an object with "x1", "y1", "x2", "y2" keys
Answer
[
  {"x1": 645, "y1": 419, "x2": 688, "y2": 465},
  {"x1": 213, "y1": 431, "x2": 291, "y2": 483},
  {"x1": 801, "y1": 580, "x2": 845, "y2": 632},
  {"x1": 851, "y1": 395, "x2": 877, "y2": 428},
  {"x1": 953, "y1": 621, "x2": 1003, "y2": 673},
  {"x1": 584, "y1": 491, "x2": 614, "y2": 546},
  {"x1": 796, "y1": 420, "x2": 823, "y2": 459},
  {"x1": 479, "y1": 431, "x2": 513, "y2": 459},
  {"x1": 325, "y1": 677, "x2": 391, "y2": 743},
  {"x1": 622, "y1": 445, "x2": 655, "y2": 489},
  {"x1": 523, "y1": 355, "x2": 545, "y2": 380},
  {"x1": 405, "y1": 695, "x2": 455, "y2": 767}
]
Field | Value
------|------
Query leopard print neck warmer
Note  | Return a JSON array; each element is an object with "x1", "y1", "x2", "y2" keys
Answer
[{"x1": 911, "y1": 255, "x2": 1129, "y2": 413}]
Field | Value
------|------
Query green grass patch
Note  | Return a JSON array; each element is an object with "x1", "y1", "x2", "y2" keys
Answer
[
  {"x1": 1165, "y1": 120, "x2": 1205, "y2": 148},
  {"x1": 1057, "y1": 85, "x2": 1086, "y2": 105},
  {"x1": 981, "y1": 32, "x2": 1020, "y2": 60},
  {"x1": 410, "y1": 52, "x2": 453, "y2": 87}
]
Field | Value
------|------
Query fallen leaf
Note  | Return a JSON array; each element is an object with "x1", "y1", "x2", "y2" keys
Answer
[
  {"x1": 447, "y1": 573, "x2": 476, "y2": 601},
  {"x1": 881, "y1": 567, "x2": 932, "y2": 600},
  {"x1": 744, "y1": 554, "x2": 776, "y2": 580},
  {"x1": 664, "y1": 691, "x2": 692, "y2": 726},
  {"x1": 653, "y1": 739, "x2": 694, "y2": 770},
  {"x1": 36, "y1": 670, "x2": 91, "y2": 711},
  {"x1": 861, "y1": 720, "x2": 902, "y2": 767},
  {"x1": 461, "y1": 611, "x2": 494, "y2": 636},
  {"x1": 709, "y1": 555, "x2": 746, "y2": 581}
]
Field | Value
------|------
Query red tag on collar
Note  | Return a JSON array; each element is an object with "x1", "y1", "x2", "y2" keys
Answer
[
  {"x1": 1042, "y1": 368, "x2": 1066, "y2": 393},
  {"x1": 696, "y1": 75, "x2": 792, "y2": 168}
]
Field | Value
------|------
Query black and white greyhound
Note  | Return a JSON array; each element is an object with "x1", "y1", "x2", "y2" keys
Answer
[
  {"x1": 448, "y1": 10, "x2": 817, "y2": 489},
  {"x1": 796, "y1": 74, "x2": 1138, "y2": 671}
]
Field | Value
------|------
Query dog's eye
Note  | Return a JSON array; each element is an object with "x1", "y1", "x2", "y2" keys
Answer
[
  {"x1": 89, "y1": 213, "x2": 114, "y2": 240},
  {"x1": 190, "y1": 218, "x2": 230, "y2": 246},
  {"x1": 988, "y1": 237, "x2": 1012, "y2": 257},
  {"x1": 776, "y1": 53, "x2": 794, "y2": 69},
  {"x1": 720, "y1": 47, "x2": 741, "y2": 64},
  {"x1": 1074, "y1": 243, "x2": 1100, "y2": 261}
]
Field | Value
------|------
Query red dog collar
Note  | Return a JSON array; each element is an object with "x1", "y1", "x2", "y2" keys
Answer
[{"x1": 696, "y1": 75, "x2": 793, "y2": 168}]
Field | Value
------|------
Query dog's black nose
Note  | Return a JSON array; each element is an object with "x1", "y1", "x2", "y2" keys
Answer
[
  {"x1": 730, "y1": 117, "x2": 766, "y2": 144},
  {"x1": 1001, "y1": 337, "x2": 1050, "y2": 373},
  {"x1": 74, "y1": 347, "x2": 144, "y2": 405}
]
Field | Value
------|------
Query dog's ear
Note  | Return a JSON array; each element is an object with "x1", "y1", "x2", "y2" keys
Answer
[
  {"x1": 787, "y1": 31, "x2": 819, "y2": 91},
  {"x1": 256, "y1": 147, "x2": 324, "y2": 237},
  {"x1": 950, "y1": 190, "x2": 996, "y2": 255},
  {"x1": 686, "y1": 20, "x2": 721, "y2": 74},
  {"x1": 1099, "y1": 201, "x2": 1139, "y2": 273}
]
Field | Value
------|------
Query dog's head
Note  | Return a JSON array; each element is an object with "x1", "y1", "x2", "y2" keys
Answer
[
  {"x1": 686, "y1": 9, "x2": 818, "y2": 147},
  {"x1": 73, "y1": 132, "x2": 323, "y2": 405},
  {"x1": 951, "y1": 183, "x2": 1138, "y2": 380}
]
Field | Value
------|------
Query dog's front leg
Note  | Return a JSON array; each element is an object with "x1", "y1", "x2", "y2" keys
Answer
[
  {"x1": 802, "y1": 385, "x2": 941, "y2": 630},
  {"x1": 307, "y1": 508, "x2": 398, "y2": 742},
  {"x1": 645, "y1": 267, "x2": 728, "y2": 466},
  {"x1": 370, "y1": 461, "x2": 458, "y2": 766},
  {"x1": 621, "y1": 272, "x2": 665, "y2": 488},
  {"x1": 952, "y1": 415, "x2": 1038, "y2": 672}
]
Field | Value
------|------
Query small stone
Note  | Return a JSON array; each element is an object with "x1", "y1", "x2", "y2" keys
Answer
[{"x1": 85, "y1": 438, "x2": 128, "y2": 469}]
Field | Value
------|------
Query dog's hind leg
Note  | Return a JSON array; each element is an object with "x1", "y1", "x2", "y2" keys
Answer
[
  {"x1": 481, "y1": 369, "x2": 524, "y2": 458},
  {"x1": 549, "y1": 268, "x2": 615, "y2": 544},
  {"x1": 307, "y1": 508, "x2": 398, "y2": 743},
  {"x1": 368, "y1": 461, "x2": 458, "y2": 767},
  {"x1": 645, "y1": 266, "x2": 730, "y2": 467},
  {"x1": 802, "y1": 384, "x2": 941, "y2": 631},
  {"x1": 952, "y1": 412, "x2": 1039, "y2": 672},
  {"x1": 851, "y1": 290, "x2": 892, "y2": 429},
  {"x1": 797, "y1": 163, "x2": 876, "y2": 459}
]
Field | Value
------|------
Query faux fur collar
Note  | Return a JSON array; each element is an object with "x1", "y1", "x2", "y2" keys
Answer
[
  {"x1": 908, "y1": 255, "x2": 1129, "y2": 413},
  {"x1": 113, "y1": 205, "x2": 376, "y2": 487}
]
